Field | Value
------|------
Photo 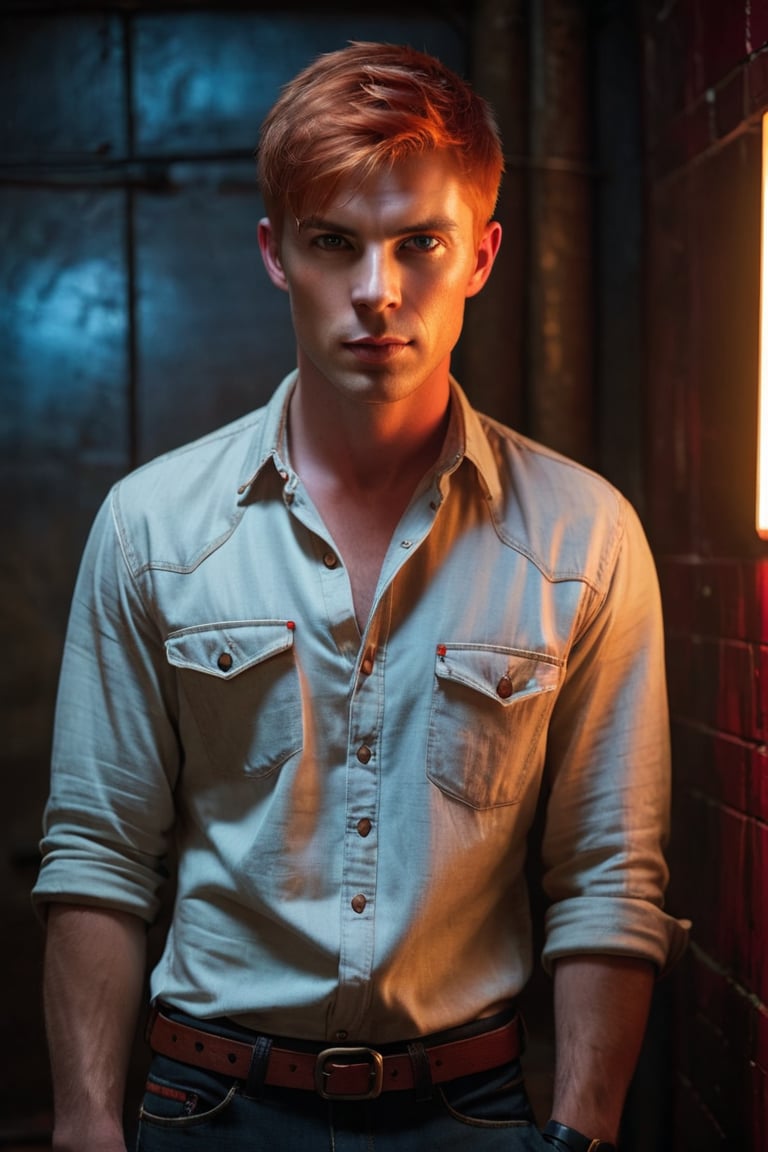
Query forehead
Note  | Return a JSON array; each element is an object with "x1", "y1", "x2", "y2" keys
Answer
[{"x1": 301, "y1": 151, "x2": 476, "y2": 235}]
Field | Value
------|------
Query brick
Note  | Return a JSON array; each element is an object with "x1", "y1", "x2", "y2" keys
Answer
[
  {"x1": 0, "y1": 12, "x2": 125, "y2": 161},
  {"x1": 666, "y1": 634, "x2": 695, "y2": 721},
  {"x1": 712, "y1": 732, "x2": 749, "y2": 812},
  {"x1": 715, "y1": 806, "x2": 749, "y2": 978},
  {"x1": 748, "y1": 819, "x2": 768, "y2": 1002},
  {"x1": 755, "y1": 646, "x2": 768, "y2": 742},
  {"x1": 658, "y1": 558, "x2": 697, "y2": 634},
  {"x1": 719, "y1": 642, "x2": 758, "y2": 738},
  {"x1": 670, "y1": 792, "x2": 748, "y2": 976},
  {"x1": 749, "y1": 745, "x2": 768, "y2": 820},
  {"x1": 681, "y1": 637, "x2": 755, "y2": 737},
  {"x1": 743, "y1": 560, "x2": 768, "y2": 643},
  {"x1": 676, "y1": 950, "x2": 768, "y2": 1144},
  {"x1": 693, "y1": 560, "x2": 745, "y2": 639}
]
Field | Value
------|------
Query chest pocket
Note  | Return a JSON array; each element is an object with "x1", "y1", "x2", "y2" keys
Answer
[
  {"x1": 165, "y1": 620, "x2": 303, "y2": 777},
  {"x1": 427, "y1": 644, "x2": 562, "y2": 809}
]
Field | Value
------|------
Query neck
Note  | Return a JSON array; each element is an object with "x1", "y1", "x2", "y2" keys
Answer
[{"x1": 287, "y1": 370, "x2": 451, "y2": 496}]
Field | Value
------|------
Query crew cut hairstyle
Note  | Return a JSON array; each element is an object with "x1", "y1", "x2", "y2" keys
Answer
[{"x1": 256, "y1": 41, "x2": 504, "y2": 240}]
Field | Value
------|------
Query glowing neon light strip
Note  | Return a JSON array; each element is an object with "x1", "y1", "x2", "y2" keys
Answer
[{"x1": 758, "y1": 112, "x2": 768, "y2": 538}]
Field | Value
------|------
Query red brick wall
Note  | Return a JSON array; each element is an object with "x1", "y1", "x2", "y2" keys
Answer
[{"x1": 641, "y1": 3, "x2": 768, "y2": 1148}]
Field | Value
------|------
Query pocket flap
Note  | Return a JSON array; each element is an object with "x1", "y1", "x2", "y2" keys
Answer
[
  {"x1": 165, "y1": 620, "x2": 296, "y2": 680},
  {"x1": 434, "y1": 643, "x2": 561, "y2": 704}
]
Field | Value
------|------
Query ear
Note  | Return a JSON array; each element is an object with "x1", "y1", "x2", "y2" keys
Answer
[
  {"x1": 465, "y1": 221, "x2": 503, "y2": 299},
  {"x1": 258, "y1": 217, "x2": 289, "y2": 292}
]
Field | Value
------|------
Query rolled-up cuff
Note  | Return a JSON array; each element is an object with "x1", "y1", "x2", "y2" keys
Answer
[
  {"x1": 32, "y1": 853, "x2": 163, "y2": 927},
  {"x1": 542, "y1": 896, "x2": 691, "y2": 978}
]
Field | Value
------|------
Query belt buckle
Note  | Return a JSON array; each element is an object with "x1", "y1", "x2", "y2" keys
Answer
[{"x1": 314, "y1": 1046, "x2": 384, "y2": 1100}]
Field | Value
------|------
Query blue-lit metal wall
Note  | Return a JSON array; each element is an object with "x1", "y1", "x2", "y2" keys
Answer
[{"x1": 0, "y1": 6, "x2": 469, "y2": 1130}]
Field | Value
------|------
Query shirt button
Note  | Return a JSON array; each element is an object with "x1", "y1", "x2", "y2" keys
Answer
[
  {"x1": 351, "y1": 894, "x2": 367, "y2": 914},
  {"x1": 357, "y1": 818, "x2": 372, "y2": 837},
  {"x1": 323, "y1": 551, "x2": 338, "y2": 569},
  {"x1": 360, "y1": 648, "x2": 375, "y2": 676},
  {"x1": 496, "y1": 674, "x2": 513, "y2": 699},
  {"x1": 356, "y1": 744, "x2": 372, "y2": 764},
  {"x1": 335, "y1": 1030, "x2": 348, "y2": 1041},
  {"x1": 217, "y1": 652, "x2": 233, "y2": 672}
]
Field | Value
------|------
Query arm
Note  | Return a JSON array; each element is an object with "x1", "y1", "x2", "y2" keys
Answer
[
  {"x1": 44, "y1": 903, "x2": 147, "y2": 1152},
  {"x1": 549, "y1": 954, "x2": 655, "y2": 1144},
  {"x1": 538, "y1": 498, "x2": 687, "y2": 1145}
]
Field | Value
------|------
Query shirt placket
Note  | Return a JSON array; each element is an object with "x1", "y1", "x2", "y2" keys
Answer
[
  {"x1": 328, "y1": 616, "x2": 386, "y2": 1038},
  {"x1": 283, "y1": 465, "x2": 454, "y2": 1039}
]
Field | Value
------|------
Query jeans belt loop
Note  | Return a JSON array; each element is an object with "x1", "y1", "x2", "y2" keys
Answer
[{"x1": 406, "y1": 1040, "x2": 434, "y2": 1101}]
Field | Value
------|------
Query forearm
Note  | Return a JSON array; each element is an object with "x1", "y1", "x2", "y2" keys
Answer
[
  {"x1": 550, "y1": 954, "x2": 655, "y2": 1145},
  {"x1": 43, "y1": 903, "x2": 147, "y2": 1151}
]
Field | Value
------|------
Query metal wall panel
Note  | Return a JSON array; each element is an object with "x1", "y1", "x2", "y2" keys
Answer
[
  {"x1": 0, "y1": 7, "x2": 471, "y2": 1135},
  {"x1": 135, "y1": 169, "x2": 292, "y2": 461},
  {"x1": 132, "y1": 12, "x2": 466, "y2": 155},
  {"x1": 0, "y1": 13, "x2": 126, "y2": 161}
]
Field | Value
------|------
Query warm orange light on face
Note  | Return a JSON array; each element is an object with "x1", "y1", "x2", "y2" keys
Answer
[{"x1": 758, "y1": 112, "x2": 768, "y2": 538}]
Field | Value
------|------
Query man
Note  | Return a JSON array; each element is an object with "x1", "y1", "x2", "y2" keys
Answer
[{"x1": 34, "y1": 41, "x2": 687, "y2": 1152}]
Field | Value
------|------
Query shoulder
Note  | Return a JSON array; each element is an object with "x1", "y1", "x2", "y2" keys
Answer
[
  {"x1": 109, "y1": 407, "x2": 270, "y2": 577},
  {"x1": 477, "y1": 413, "x2": 639, "y2": 592}
]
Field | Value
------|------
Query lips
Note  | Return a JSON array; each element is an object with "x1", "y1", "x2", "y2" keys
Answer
[{"x1": 343, "y1": 337, "x2": 411, "y2": 363}]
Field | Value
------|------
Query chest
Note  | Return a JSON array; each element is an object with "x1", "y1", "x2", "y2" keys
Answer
[{"x1": 312, "y1": 495, "x2": 403, "y2": 632}]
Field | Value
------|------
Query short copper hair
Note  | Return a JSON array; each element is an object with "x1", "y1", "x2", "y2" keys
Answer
[{"x1": 257, "y1": 41, "x2": 504, "y2": 239}]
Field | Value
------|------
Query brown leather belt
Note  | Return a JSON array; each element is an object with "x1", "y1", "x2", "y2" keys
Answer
[{"x1": 148, "y1": 1008, "x2": 522, "y2": 1100}]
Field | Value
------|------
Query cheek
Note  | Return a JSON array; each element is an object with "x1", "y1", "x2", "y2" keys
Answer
[
  {"x1": 287, "y1": 279, "x2": 331, "y2": 327},
  {"x1": 423, "y1": 282, "x2": 469, "y2": 331}
]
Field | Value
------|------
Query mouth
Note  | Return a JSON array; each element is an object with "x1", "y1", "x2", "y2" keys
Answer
[{"x1": 343, "y1": 337, "x2": 412, "y2": 363}]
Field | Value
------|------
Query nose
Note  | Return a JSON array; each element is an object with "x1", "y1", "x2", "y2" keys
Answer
[{"x1": 351, "y1": 247, "x2": 401, "y2": 312}]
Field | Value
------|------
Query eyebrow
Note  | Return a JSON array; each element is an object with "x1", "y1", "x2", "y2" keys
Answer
[{"x1": 297, "y1": 215, "x2": 461, "y2": 237}]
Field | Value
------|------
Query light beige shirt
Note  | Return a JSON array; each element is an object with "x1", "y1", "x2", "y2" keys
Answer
[{"x1": 34, "y1": 373, "x2": 688, "y2": 1042}]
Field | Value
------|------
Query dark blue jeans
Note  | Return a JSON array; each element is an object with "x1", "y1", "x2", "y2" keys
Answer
[{"x1": 135, "y1": 1049, "x2": 550, "y2": 1150}]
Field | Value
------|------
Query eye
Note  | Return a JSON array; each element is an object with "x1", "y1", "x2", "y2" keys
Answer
[
  {"x1": 402, "y1": 235, "x2": 441, "y2": 252},
  {"x1": 312, "y1": 234, "x2": 350, "y2": 250}
]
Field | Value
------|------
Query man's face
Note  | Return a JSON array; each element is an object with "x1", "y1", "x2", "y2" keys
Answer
[{"x1": 258, "y1": 151, "x2": 501, "y2": 409}]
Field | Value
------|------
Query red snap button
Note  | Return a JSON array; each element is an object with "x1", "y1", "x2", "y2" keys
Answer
[
  {"x1": 497, "y1": 675, "x2": 513, "y2": 699},
  {"x1": 217, "y1": 652, "x2": 233, "y2": 672}
]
